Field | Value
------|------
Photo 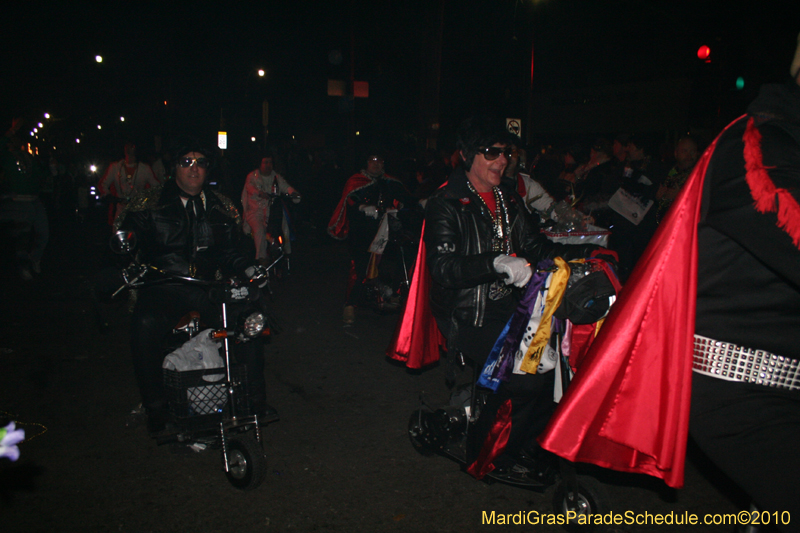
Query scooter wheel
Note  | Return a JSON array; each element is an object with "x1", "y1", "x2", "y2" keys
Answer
[
  {"x1": 225, "y1": 434, "x2": 267, "y2": 490},
  {"x1": 552, "y1": 475, "x2": 610, "y2": 532},
  {"x1": 408, "y1": 410, "x2": 435, "y2": 456}
]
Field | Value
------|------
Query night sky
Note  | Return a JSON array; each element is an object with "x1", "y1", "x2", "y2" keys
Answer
[{"x1": 2, "y1": 0, "x2": 797, "y2": 163}]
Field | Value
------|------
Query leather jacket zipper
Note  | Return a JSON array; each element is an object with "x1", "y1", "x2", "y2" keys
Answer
[{"x1": 471, "y1": 215, "x2": 486, "y2": 328}]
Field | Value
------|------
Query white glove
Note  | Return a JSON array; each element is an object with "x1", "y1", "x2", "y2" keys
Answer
[
  {"x1": 493, "y1": 255, "x2": 532, "y2": 287},
  {"x1": 359, "y1": 205, "x2": 379, "y2": 219}
]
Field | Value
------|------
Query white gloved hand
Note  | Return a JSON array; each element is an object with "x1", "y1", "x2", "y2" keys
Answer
[
  {"x1": 493, "y1": 255, "x2": 532, "y2": 287},
  {"x1": 360, "y1": 205, "x2": 379, "y2": 219}
]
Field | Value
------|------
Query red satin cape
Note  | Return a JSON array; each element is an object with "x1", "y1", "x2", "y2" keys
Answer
[
  {"x1": 386, "y1": 221, "x2": 446, "y2": 369},
  {"x1": 466, "y1": 399, "x2": 513, "y2": 479},
  {"x1": 327, "y1": 174, "x2": 373, "y2": 240},
  {"x1": 537, "y1": 119, "x2": 741, "y2": 489}
]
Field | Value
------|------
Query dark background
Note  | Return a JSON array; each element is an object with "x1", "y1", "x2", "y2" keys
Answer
[
  {"x1": 0, "y1": 219, "x2": 750, "y2": 533},
  {"x1": 2, "y1": 3, "x2": 797, "y2": 529},
  {"x1": 1, "y1": 0, "x2": 798, "y2": 168}
]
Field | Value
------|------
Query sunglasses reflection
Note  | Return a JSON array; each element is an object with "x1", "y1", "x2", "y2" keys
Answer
[
  {"x1": 178, "y1": 157, "x2": 210, "y2": 169},
  {"x1": 480, "y1": 147, "x2": 518, "y2": 161}
]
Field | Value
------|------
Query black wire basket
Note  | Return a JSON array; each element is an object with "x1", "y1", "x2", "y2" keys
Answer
[{"x1": 163, "y1": 365, "x2": 250, "y2": 430}]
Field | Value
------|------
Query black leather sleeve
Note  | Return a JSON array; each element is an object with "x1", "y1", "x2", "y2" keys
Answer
[
  {"x1": 216, "y1": 221, "x2": 252, "y2": 278},
  {"x1": 117, "y1": 208, "x2": 157, "y2": 262},
  {"x1": 424, "y1": 195, "x2": 500, "y2": 289}
]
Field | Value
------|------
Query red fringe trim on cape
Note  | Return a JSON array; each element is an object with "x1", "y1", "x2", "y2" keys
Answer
[{"x1": 743, "y1": 117, "x2": 800, "y2": 249}]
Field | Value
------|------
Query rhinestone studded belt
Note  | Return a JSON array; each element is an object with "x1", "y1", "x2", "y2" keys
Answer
[{"x1": 693, "y1": 335, "x2": 799, "y2": 390}]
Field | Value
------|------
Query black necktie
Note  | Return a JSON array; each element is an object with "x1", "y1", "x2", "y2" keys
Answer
[
  {"x1": 184, "y1": 194, "x2": 204, "y2": 226},
  {"x1": 184, "y1": 194, "x2": 206, "y2": 261}
]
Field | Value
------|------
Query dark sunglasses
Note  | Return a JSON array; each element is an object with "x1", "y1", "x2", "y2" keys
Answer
[
  {"x1": 177, "y1": 157, "x2": 210, "y2": 169},
  {"x1": 479, "y1": 146, "x2": 518, "y2": 161}
]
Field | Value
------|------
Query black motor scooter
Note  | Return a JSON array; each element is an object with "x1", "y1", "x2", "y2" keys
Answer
[
  {"x1": 407, "y1": 258, "x2": 619, "y2": 532},
  {"x1": 111, "y1": 230, "x2": 280, "y2": 490},
  {"x1": 408, "y1": 349, "x2": 610, "y2": 532}
]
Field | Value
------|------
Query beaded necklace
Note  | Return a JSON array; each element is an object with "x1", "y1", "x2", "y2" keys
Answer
[
  {"x1": 118, "y1": 161, "x2": 139, "y2": 199},
  {"x1": 468, "y1": 182, "x2": 516, "y2": 300},
  {"x1": 467, "y1": 182, "x2": 511, "y2": 255}
]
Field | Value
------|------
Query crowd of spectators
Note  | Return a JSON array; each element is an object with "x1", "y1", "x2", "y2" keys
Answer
[{"x1": 1, "y1": 123, "x2": 702, "y2": 289}]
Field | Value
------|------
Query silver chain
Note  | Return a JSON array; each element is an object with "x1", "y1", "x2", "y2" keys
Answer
[{"x1": 467, "y1": 183, "x2": 511, "y2": 255}]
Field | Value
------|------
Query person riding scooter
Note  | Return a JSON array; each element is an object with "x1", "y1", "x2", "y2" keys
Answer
[
  {"x1": 114, "y1": 138, "x2": 274, "y2": 434},
  {"x1": 418, "y1": 116, "x2": 609, "y2": 478},
  {"x1": 328, "y1": 151, "x2": 416, "y2": 324}
]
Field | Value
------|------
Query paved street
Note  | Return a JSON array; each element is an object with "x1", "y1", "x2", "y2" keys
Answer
[{"x1": 0, "y1": 214, "x2": 749, "y2": 532}]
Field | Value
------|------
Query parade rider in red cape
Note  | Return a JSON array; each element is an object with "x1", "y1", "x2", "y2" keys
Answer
[
  {"x1": 537, "y1": 33, "x2": 800, "y2": 528},
  {"x1": 389, "y1": 115, "x2": 610, "y2": 477},
  {"x1": 328, "y1": 153, "x2": 412, "y2": 325}
]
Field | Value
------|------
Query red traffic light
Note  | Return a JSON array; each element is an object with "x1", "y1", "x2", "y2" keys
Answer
[{"x1": 697, "y1": 45, "x2": 711, "y2": 60}]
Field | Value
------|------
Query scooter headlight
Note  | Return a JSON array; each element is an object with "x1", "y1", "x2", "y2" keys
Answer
[{"x1": 242, "y1": 311, "x2": 266, "y2": 338}]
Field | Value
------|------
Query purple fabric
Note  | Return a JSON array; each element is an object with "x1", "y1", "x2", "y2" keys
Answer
[{"x1": 490, "y1": 259, "x2": 553, "y2": 383}]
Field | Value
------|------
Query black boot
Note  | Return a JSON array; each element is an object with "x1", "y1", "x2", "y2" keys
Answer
[
  {"x1": 251, "y1": 398, "x2": 279, "y2": 424},
  {"x1": 515, "y1": 445, "x2": 557, "y2": 485}
]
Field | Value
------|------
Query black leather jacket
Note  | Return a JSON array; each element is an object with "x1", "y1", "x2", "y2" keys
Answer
[
  {"x1": 115, "y1": 179, "x2": 250, "y2": 279},
  {"x1": 424, "y1": 167, "x2": 598, "y2": 342}
]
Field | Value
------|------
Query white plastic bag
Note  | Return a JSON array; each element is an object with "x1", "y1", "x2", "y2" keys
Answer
[
  {"x1": 162, "y1": 329, "x2": 224, "y2": 375},
  {"x1": 368, "y1": 212, "x2": 391, "y2": 254},
  {"x1": 162, "y1": 330, "x2": 226, "y2": 415}
]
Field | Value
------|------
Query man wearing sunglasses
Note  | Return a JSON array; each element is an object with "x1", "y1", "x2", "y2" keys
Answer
[
  {"x1": 423, "y1": 115, "x2": 605, "y2": 479},
  {"x1": 114, "y1": 141, "x2": 274, "y2": 434}
]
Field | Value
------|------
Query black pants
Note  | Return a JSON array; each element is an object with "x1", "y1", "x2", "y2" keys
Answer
[
  {"x1": 346, "y1": 241, "x2": 371, "y2": 306},
  {"x1": 690, "y1": 373, "x2": 800, "y2": 532},
  {"x1": 607, "y1": 210, "x2": 657, "y2": 283},
  {"x1": 130, "y1": 284, "x2": 266, "y2": 411},
  {"x1": 458, "y1": 314, "x2": 557, "y2": 466}
]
